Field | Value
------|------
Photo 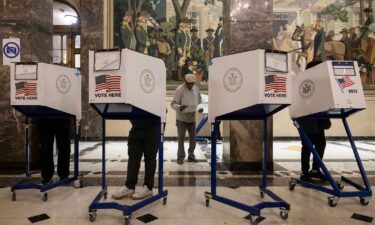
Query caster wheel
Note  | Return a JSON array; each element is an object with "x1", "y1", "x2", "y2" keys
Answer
[
  {"x1": 336, "y1": 181, "x2": 344, "y2": 190},
  {"x1": 328, "y1": 196, "x2": 339, "y2": 207},
  {"x1": 103, "y1": 192, "x2": 107, "y2": 200},
  {"x1": 260, "y1": 191, "x2": 265, "y2": 199},
  {"x1": 124, "y1": 215, "x2": 131, "y2": 225},
  {"x1": 42, "y1": 192, "x2": 48, "y2": 202},
  {"x1": 280, "y1": 209, "x2": 289, "y2": 220},
  {"x1": 205, "y1": 198, "x2": 209, "y2": 207},
  {"x1": 249, "y1": 214, "x2": 261, "y2": 225},
  {"x1": 288, "y1": 180, "x2": 296, "y2": 191},
  {"x1": 163, "y1": 197, "x2": 167, "y2": 205},
  {"x1": 11, "y1": 192, "x2": 16, "y2": 201},
  {"x1": 360, "y1": 197, "x2": 370, "y2": 206},
  {"x1": 89, "y1": 212, "x2": 97, "y2": 222}
]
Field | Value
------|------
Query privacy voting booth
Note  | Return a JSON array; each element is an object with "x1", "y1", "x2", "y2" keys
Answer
[
  {"x1": 9, "y1": 62, "x2": 82, "y2": 201},
  {"x1": 88, "y1": 48, "x2": 167, "y2": 224},
  {"x1": 289, "y1": 61, "x2": 372, "y2": 207},
  {"x1": 206, "y1": 49, "x2": 291, "y2": 224}
]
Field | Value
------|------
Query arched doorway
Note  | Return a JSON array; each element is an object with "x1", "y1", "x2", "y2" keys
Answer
[{"x1": 53, "y1": 0, "x2": 81, "y2": 68}]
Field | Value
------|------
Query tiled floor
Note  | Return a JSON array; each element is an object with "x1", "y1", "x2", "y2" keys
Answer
[
  {"x1": 0, "y1": 186, "x2": 373, "y2": 225},
  {"x1": 0, "y1": 140, "x2": 374, "y2": 224}
]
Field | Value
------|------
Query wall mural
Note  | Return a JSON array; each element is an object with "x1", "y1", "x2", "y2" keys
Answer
[
  {"x1": 113, "y1": 0, "x2": 375, "y2": 86},
  {"x1": 273, "y1": 0, "x2": 375, "y2": 85},
  {"x1": 113, "y1": 0, "x2": 223, "y2": 85}
]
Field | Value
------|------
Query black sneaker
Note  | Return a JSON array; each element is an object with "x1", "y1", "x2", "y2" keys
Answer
[
  {"x1": 187, "y1": 157, "x2": 198, "y2": 163},
  {"x1": 177, "y1": 159, "x2": 184, "y2": 165},
  {"x1": 310, "y1": 170, "x2": 327, "y2": 182},
  {"x1": 300, "y1": 172, "x2": 313, "y2": 183}
]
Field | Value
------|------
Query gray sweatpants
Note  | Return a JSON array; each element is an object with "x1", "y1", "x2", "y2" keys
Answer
[{"x1": 176, "y1": 120, "x2": 196, "y2": 160}]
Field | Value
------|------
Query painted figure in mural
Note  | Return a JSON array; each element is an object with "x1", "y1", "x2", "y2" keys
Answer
[
  {"x1": 190, "y1": 27, "x2": 201, "y2": 50},
  {"x1": 326, "y1": 30, "x2": 335, "y2": 42},
  {"x1": 278, "y1": 24, "x2": 295, "y2": 52},
  {"x1": 190, "y1": 27, "x2": 202, "y2": 60},
  {"x1": 120, "y1": 10, "x2": 135, "y2": 50},
  {"x1": 365, "y1": 23, "x2": 375, "y2": 66},
  {"x1": 340, "y1": 28, "x2": 351, "y2": 60},
  {"x1": 148, "y1": 36, "x2": 159, "y2": 57},
  {"x1": 203, "y1": 28, "x2": 215, "y2": 78},
  {"x1": 360, "y1": 8, "x2": 374, "y2": 42},
  {"x1": 135, "y1": 11, "x2": 149, "y2": 54},
  {"x1": 213, "y1": 17, "x2": 223, "y2": 58},
  {"x1": 176, "y1": 20, "x2": 187, "y2": 80},
  {"x1": 292, "y1": 24, "x2": 315, "y2": 68},
  {"x1": 313, "y1": 20, "x2": 326, "y2": 61},
  {"x1": 157, "y1": 35, "x2": 172, "y2": 62},
  {"x1": 167, "y1": 28, "x2": 177, "y2": 80},
  {"x1": 184, "y1": 19, "x2": 192, "y2": 61}
]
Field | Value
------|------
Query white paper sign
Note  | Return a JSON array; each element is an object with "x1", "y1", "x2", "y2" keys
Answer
[
  {"x1": 2, "y1": 38, "x2": 21, "y2": 66},
  {"x1": 94, "y1": 50, "x2": 121, "y2": 71},
  {"x1": 265, "y1": 52, "x2": 288, "y2": 73},
  {"x1": 15, "y1": 64, "x2": 37, "y2": 80}
]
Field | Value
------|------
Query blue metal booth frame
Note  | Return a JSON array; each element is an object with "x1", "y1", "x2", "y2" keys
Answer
[
  {"x1": 290, "y1": 108, "x2": 372, "y2": 207},
  {"x1": 88, "y1": 103, "x2": 168, "y2": 225},
  {"x1": 204, "y1": 103, "x2": 291, "y2": 225},
  {"x1": 10, "y1": 105, "x2": 82, "y2": 202}
]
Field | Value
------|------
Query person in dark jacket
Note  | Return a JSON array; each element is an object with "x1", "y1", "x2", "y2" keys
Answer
[
  {"x1": 299, "y1": 60, "x2": 331, "y2": 182},
  {"x1": 38, "y1": 118, "x2": 71, "y2": 184},
  {"x1": 112, "y1": 119, "x2": 159, "y2": 200}
]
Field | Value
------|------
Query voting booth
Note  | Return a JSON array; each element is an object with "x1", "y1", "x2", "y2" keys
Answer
[
  {"x1": 205, "y1": 49, "x2": 291, "y2": 224},
  {"x1": 87, "y1": 49, "x2": 167, "y2": 224},
  {"x1": 288, "y1": 61, "x2": 372, "y2": 207},
  {"x1": 9, "y1": 62, "x2": 82, "y2": 201}
]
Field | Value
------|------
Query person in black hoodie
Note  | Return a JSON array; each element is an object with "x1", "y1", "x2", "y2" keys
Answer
[
  {"x1": 112, "y1": 119, "x2": 159, "y2": 200},
  {"x1": 299, "y1": 60, "x2": 331, "y2": 182}
]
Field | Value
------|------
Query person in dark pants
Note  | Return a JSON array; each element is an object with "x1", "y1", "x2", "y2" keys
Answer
[
  {"x1": 171, "y1": 74, "x2": 202, "y2": 165},
  {"x1": 38, "y1": 118, "x2": 71, "y2": 184},
  {"x1": 299, "y1": 60, "x2": 331, "y2": 182},
  {"x1": 112, "y1": 119, "x2": 159, "y2": 200}
]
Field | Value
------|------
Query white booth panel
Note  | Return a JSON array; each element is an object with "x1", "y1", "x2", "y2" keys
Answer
[
  {"x1": 89, "y1": 49, "x2": 167, "y2": 121},
  {"x1": 124, "y1": 50, "x2": 166, "y2": 122},
  {"x1": 289, "y1": 61, "x2": 366, "y2": 119},
  {"x1": 208, "y1": 49, "x2": 292, "y2": 122},
  {"x1": 89, "y1": 50, "x2": 126, "y2": 104},
  {"x1": 10, "y1": 62, "x2": 82, "y2": 119}
]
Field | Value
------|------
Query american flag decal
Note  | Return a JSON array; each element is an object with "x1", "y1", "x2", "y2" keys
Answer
[
  {"x1": 265, "y1": 75, "x2": 287, "y2": 93},
  {"x1": 336, "y1": 76, "x2": 355, "y2": 91},
  {"x1": 95, "y1": 74, "x2": 121, "y2": 92},
  {"x1": 15, "y1": 82, "x2": 37, "y2": 96}
]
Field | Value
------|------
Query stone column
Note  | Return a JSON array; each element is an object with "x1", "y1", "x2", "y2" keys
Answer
[
  {"x1": 79, "y1": 0, "x2": 104, "y2": 139},
  {"x1": 222, "y1": 0, "x2": 274, "y2": 171},
  {"x1": 0, "y1": 0, "x2": 53, "y2": 170}
]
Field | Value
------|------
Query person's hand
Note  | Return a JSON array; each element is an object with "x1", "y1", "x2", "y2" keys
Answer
[
  {"x1": 198, "y1": 108, "x2": 203, "y2": 113},
  {"x1": 180, "y1": 105, "x2": 187, "y2": 111}
]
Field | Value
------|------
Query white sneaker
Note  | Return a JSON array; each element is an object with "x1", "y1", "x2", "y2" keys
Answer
[
  {"x1": 131, "y1": 186, "x2": 153, "y2": 200},
  {"x1": 111, "y1": 186, "x2": 135, "y2": 199}
]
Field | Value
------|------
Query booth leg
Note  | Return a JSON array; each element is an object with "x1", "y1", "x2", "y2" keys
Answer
[
  {"x1": 25, "y1": 117, "x2": 30, "y2": 178},
  {"x1": 261, "y1": 118, "x2": 268, "y2": 190},
  {"x1": 342, "y1": 117, "x2": 371, "y2": 191},
  {"x1": 73, "y1": 118, "x2": 83, "y2": 188},
  {"x1": 102, "y1": 118, "x2": 107, "y2": 199},
  {"x1": 211, "y1": 122, "x2": 218, "y2": 196}
]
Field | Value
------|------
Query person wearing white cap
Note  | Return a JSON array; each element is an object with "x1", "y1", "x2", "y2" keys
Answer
[{"x1": 171, "y1": 74, "x2": 202, "y2": 164}]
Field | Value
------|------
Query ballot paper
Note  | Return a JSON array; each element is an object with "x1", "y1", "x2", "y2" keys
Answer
[
  {"x1": 94, "y1": 50, "x2": 121, "y2": 71},
  {"x1": 15, "y1": 63, "x2": 37, "y2": 80},
  {"x1": 265, "y1": 52, "x2": 288, "y2": 73},
  {"x1": 183, "y1": 105, "x2": 198, "y2": 113}
]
